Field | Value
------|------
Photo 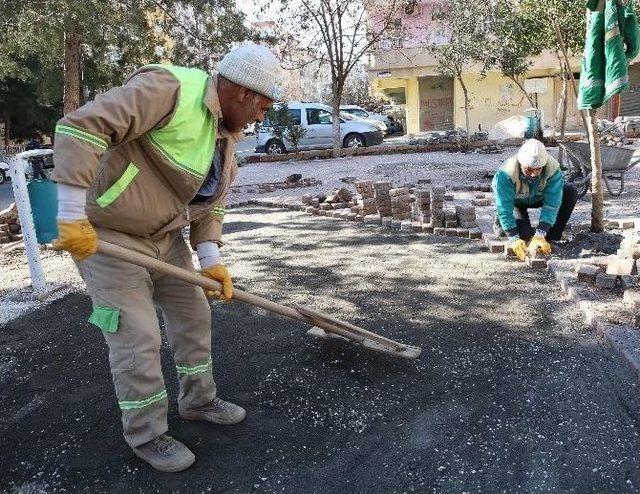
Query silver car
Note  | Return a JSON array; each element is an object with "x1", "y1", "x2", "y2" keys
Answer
[{"x1": 256, "y1": 102, "x2": 384, "y2": 155}]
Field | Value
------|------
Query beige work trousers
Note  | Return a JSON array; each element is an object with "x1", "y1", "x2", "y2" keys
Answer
[{"x1": 76, "y1": 227, "x2": 216, "y2": 448}]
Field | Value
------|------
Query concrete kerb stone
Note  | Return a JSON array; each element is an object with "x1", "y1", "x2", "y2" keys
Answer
[{"x1": 548, "y1": 260, "x2": 640, "y2": 384}]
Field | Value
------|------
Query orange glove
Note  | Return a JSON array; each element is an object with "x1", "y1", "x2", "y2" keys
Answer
[
  {"x1": 528, "y1": 235, "x2": 552, "y2": 256},
  {"x1": 509, "y1": 238, "x2": 528, "y2": 262},
  {"x1": 52, "y1": 219, "x2": 98, "y2": 260},
  {"x1": 201, "y1": 264, "x2": 233, "y2": 301}
]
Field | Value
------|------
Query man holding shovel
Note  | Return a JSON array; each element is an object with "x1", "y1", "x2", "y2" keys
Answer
[
  {"x1": 51, "y1": 43, "x2": 284, "y2": 472},
  {"x1": 492, "y1": 138, "x2": 578, "y2": 261}
]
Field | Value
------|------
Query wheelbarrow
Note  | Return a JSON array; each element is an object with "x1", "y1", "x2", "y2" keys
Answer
[{"x1": 558, "y1": 141, "x2": 640, "y2": 198}]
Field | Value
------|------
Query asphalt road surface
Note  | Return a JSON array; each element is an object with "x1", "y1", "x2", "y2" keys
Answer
[
  {"x1": 0, "y1": 182, "x2": 13, "y2": 210},
  {"x1": 1, "y1": 208, "x2": 639, "y2": 493}
]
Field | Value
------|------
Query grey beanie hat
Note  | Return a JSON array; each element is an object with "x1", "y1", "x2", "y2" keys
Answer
[{"x1": 218, "y1": 43, "x2": 286, "y2": 101}]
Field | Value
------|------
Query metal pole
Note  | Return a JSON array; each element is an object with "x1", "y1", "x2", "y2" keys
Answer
[{"x1": 8, "y1": 156, "x2": 48, "y2": 295}]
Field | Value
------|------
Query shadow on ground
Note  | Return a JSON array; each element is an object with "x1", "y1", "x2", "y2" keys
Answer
[{"x1": 1, "y1": 209, "x2": 639, "y2": 494}]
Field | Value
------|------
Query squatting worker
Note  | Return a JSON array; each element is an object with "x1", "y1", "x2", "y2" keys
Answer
[
  {"x1": 492, "y1": 138, "x2": 578, "y2": 262},
  {"x1": 51, "y1": 43, "x2": 285, "y2": 472}
]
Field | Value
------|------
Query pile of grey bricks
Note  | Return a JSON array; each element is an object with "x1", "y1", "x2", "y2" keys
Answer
[
  {"x1": 390, "y1": 188, "x2": 411, "y2": 220},
  {"x1": 374, "y1": 182, "x2": 392, "y2": 217},
  {"x1": 355, "y1": 181, "x2": 377, "y2": 217},
  {"x1": 573, "y1": 229, "x2": 640, "y2": 326},
  {"x1": 231, "y1": 177, "x2": 323, "y2": 194},
  {"x1": 297, "y1": 183, "x2": 484, "y2": 240}
]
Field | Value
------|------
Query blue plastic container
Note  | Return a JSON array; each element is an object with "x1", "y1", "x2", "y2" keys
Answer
[
  {"x1": 27, "y1": 179, "x2": 58, "y2": 244},
  {"x1": 524, "y1": 115, "x2": 540, "y2": 138}
]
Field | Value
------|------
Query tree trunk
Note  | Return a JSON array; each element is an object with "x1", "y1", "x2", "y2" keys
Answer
[
  {"x1": 331, "y1": 91, "x2": 342, "y2": 158},
  {"x1": 552, "y1": 19, "x2": 590, "y2": 140},
  {"x1": 587, "y1": 109, "x2": 604, "y2": 232},
  {"x1": 458, "y1": 75, "x2": 471, "y2": 145},
  {"x1": 63, "y1": 27, "x2": 82, "y2": 114},
  {"x1": 556, "y1": 66, "x2": 568, "y2": 166}
]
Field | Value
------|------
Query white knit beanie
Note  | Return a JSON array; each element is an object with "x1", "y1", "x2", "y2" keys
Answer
[
  {"x1": 218, "y1": 43, "x2": 285, "y2": 101},
  {"x1": 517, "y1": 138, "x2": 548, "y2": 169}
]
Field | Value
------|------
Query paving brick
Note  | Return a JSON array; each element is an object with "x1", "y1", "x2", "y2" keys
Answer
[
  {"x1": 576, "y1": 264, "x2": 601, "y2": 284},
  {"x1": 381, "y1": 217, "x2": 393, "y2": 227},
  {"x1": 595, "y1": 272, "x2": 618, "y2": 290},
  {"x1": 458, "y1": 220, "x2": 477, "y2": 229},
  {"x1": 469, "y1": 228, "x2": 482, "y2": 239},
  {"x1": 422, "y1": 223, "x2": 434, "y2": 233},
  {"x1": 445, "y1": 220, "x2": 458, "y2": 228},
  {"x1": 620, "y1": 219, "x2": 636, "y2": 229},
  {"x1": 621, "y1": 275, "x2": 640, "y2": 290},
  {"x1": 456, "y1": 228, "x2": 469, "y2": 238},
  {"x1": 623, "y1": 289, "x2": 640, "y2": 310},
  {"x1": 526, "y1": 257, "x2": 548, "y2": 270},
  {"x1": 455, "y1": 205, "x2": 475, "y2": 216},
  {"x1": 443, "y1": 193, "x2": 454, "y2": 201},
  {"x1": 389, "y1": 187, "x2": 409, "y2": 196},
  {"x1": 411, "y1": 221, "x2": 423, "y2": 232},
  {"x1": 433, "y1": 227, "x2": 446, "y2": 235},
  {"x1": 605, "y1": 219, "x2": 620, "y2": 230},
  {"x1": 457, "y1": 213, "x2": 476, "y2": 221},
  {"x1": 472, "y1": 198, "x2": 491, "y2": 207},
  {"x1": 489, "y1": 241, "x2": 506, "y2": 254},
  {"x1": 606, "y1": 259, "x2": 637, "y2": 276},
  {"x1": 391, "y1": 219, "x2": 402, "y2": 230},
  {"x1": 364, "y1": 214, "x2": 382, "y2": 225},
  {"x1": 627, "y1": 245, "x2": 640, "y2": 260},
  {"x1": 400, "y1": 220, "x2": 413, "y2": 231},
  {"x1": 445, "y1": 228, "x2": 458, "y2": 236}
]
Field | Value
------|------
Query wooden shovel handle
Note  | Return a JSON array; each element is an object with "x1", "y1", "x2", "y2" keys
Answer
[{"x1": 96, "y1": 240, "x2": 419, "y2": 357}]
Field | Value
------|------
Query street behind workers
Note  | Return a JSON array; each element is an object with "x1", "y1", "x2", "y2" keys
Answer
[
  {"x1": 51, "y1": 43, "x2": 285, "y2": 472},
  {"x1": 492, "y1": 138, "x2": 578, "y2": 262}
]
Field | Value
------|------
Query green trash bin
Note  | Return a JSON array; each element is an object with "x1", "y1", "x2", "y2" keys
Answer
[{"x1": 27, "y1": 179, "x2": 58, "y2": 244}]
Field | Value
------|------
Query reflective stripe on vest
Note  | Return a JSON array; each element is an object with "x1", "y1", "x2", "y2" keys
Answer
[
  {"x1": 96, "y1": 163, "x2": 139, "y2": 208},
  {"x1": 145, "y1": 65, "x2": 217, "y2": 179}
]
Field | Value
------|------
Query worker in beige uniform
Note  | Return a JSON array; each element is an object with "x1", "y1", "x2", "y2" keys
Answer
[{"x1": 51, "y1": 43, "x2": 284, "y2": 472}]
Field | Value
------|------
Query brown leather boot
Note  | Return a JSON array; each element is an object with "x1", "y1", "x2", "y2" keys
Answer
[
  {"x1": 132, "y1": 434, "x2": 195, "y2": 472},
  {"x1": 179, "y1": 397, "x2": 246, "y2": 425}
]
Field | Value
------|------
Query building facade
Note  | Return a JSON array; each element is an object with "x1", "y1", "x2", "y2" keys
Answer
[{"x1": 366, "y1": 0, "x2": 609, "y2": 136}]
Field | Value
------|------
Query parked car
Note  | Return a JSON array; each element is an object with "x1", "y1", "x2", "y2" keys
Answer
[
  {"x1": 340, "y1": 105, "x2": 403, "y2": 135},
  {"x1": 256, "y1": 102, "x2": 384, "y2": 155},
  {"x1": 339, "y1": 111, "x2": 387, "y2": 134}
]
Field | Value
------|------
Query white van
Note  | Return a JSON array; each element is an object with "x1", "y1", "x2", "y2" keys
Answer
[{"x1": 255, "y1": 102, "x2": 384, "y2": 155}]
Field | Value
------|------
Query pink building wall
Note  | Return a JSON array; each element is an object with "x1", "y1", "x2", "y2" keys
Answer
[{"x1": 370, "y1": 0, "x2": 447, "y2": 50}]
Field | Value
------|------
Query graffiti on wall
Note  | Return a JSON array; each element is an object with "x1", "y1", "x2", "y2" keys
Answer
[
  {"x1": 419, "y1": 79, "x2": 454, "y2": 131},
  {"x1": 495, "y1": 83, "x2": 525, "y2": 113}
]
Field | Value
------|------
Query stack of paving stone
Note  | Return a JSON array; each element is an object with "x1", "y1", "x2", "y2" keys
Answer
[
  {"x1": 412, "y1": 189, "x2": 431, "y2": 223},
  {"x1": 455, "y1": 205, "x2": 477, "y2": 228},
  {"x1": 374, "y1": 181, "x2": 392, "y2": 217},
  {"x1": 430, "y1": 186, "x2": 445, "y2": 229},
  {"x1": 355, "y1": 180, "x2": 377, "y2": 216},
  {"x1": 390, "y1": 187, "x2": 411, "y2": 220}
]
